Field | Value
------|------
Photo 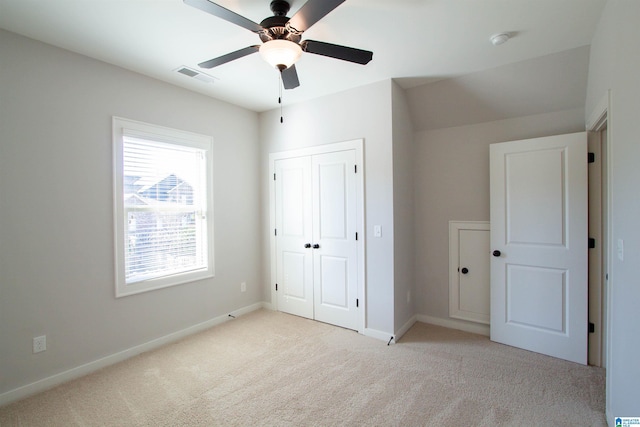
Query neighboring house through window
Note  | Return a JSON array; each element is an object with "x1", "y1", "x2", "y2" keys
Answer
[{"x1": 113, "y1": 117, "x2": 214, "y2": 297}]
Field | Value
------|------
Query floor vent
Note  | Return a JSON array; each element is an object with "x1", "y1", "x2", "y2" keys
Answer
[{"x1": 175, "y1": 66, "x2": 217, "y2": 84}]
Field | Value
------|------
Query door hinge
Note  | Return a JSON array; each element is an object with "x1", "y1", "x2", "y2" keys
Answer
[
  {"x1": 589, "y1": 322, "x2": 595, "y2": 333},
  {"x1": 354, "y1": 165, "x2": 357, "y2": 173},
  {"x1": 355, "y1": 232, "x2": 358, "y2": 241},
  {"x1": 588, "y1": 152, "x2": 595, "y2": 163},
  {"x1": 275, "y1": 283, "x2": 278, "y2": 291},
  {"x1": 356, "y1": 298, "x2": 359, "y2": 308},
  {"x1": 589, "y1": 238, "x2": 596, "y2": 249},
  {"x1": 273, "y1": 173, "x2": 276, "y2": 180},
  {"x1": 274, "y1": 229, "x2": 277, "y2": 236}
]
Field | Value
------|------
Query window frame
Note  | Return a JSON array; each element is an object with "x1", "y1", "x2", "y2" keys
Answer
[{"x1": 112, "y1": 117, "x2": 214, "y2": 297}]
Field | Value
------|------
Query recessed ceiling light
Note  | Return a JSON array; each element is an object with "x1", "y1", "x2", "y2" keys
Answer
[{"x1": 490, "y1": 33, "x2": 510, "y2": 46}]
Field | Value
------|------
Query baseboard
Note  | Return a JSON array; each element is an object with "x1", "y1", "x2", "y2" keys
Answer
[
  {"x1": 0, "y1": 302, "x2": 266, "y2": 407},
  {"x1": 230, "y1": 302, "x2": 268, "y2": 317},
  {"x1": 395, "y1": 315, "x2": 417, "y2": 342},
  {"x1": 416, "y1": 314, "x2": 490, "y2": 336},
  {"x1": 363, "y1": 316, "x2": 417, "y2": 344},
  {"x1": 363, "y1": 327, "x2": 395, "y2": 344}
]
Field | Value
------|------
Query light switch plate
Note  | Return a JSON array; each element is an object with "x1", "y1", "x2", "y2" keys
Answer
[{"x1": 617, "y1": 238, "x2": 624, "y2": 261}]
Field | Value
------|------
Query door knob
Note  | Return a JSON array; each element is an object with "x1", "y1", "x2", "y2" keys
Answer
[
  {"x1": 304, "y1": 243, "x2": 311, "y2": 248},
  {"x1": 492, "y1": 250, "x2": 501, "y2": 257},
  {"x1": 313, "y1": 244, "x2": 320, "y2": 249},
  {"x1": 460, "y1": 267, "x2": 469, "y2": 274}
]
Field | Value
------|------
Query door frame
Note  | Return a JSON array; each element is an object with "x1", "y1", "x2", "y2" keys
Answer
[
  {"x1": 269, "y1": 139, "x2": 366, "y2": 333},
  {"x1": 586, "y1": 90, "x2": 612, "y2": 374}
]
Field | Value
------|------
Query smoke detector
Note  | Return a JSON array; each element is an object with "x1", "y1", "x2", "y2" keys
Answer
[{"x1": 490, "y1": 33, "x2": 510, "y2": 46}]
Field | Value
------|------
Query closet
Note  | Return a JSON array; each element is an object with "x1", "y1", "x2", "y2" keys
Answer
[{"x1": 270, "y1": 140, "x2": 364, "y2": 331}]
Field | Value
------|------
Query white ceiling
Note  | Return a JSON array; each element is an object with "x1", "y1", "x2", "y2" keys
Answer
[{"x1": 0, "y1": 0, "x2": 606, "y2": 113}]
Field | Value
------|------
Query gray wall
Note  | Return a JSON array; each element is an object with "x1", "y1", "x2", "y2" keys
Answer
[
  {"x1": 0, "y1": 30, "x2": 262, "y2": 396},
  {"x1": 259, "y1": 80, "x2": 396, "y2": 336},
  {"x1": 585, "y1": 0, "x2": 640, "y2": 421},
  {"x1": 406, "y1": 38, "x2": 591, "y2": 328},
  {"x1": 413, "y1": 109, "x2": 585, "y2": 321},
  {"x1": 391, "y1": 81, "x2": 415, "y2": 333}
]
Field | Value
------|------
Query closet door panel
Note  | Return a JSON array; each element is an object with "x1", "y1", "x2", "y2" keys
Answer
[
  {"x1": 312, "y1": 150, "x2": 358, "y2": 330},
  {"x1": 274, "y1": 157, "x2": 314, "y2": 319}
]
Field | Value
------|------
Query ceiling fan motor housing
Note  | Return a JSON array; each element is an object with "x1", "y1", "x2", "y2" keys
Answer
[
  {"x1": 270, "y1": 0, "x2": 290, "y2": 16},
  {"x1": 259, "y1": 1, "x2": 300, "y2": 43}
]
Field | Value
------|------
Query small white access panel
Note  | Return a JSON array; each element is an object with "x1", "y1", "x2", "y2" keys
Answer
[{"x1": 449, "y1": 221, "x2": 490, "y2": 325}]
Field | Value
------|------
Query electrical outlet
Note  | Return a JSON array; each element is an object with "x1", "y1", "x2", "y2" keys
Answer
[
  {"x1": 33, "y1": 335, "x2": 46, "y2": 354},
  {"x1": 241, "y1": 281, "x2": 246, "y2": 292}
]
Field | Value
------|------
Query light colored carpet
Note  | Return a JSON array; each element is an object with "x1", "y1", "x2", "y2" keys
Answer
[{"x1": 0, "y1": 309, "x2": 606, "y2": 426}]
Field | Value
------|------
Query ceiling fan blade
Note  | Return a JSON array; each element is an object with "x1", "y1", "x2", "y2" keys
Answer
[
  {"x1": 287, "y1": 0, "x2": 346, "y2": 33},
  {"x1": 184, "y1": 0, "x2": 264, "y2": 33},
  {"x1": 198, "y1": 45, "x2": 260, "y2": 69},
  {"x1": 281, "y1": 65, "x2": 300, "y2": 90},
  {"x1": 303, "y1": 40, "x2": 373, "y2": 65}
]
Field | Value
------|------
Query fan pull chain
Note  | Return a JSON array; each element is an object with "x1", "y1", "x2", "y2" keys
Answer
[{"x1": 279, "y1": 73, "x2": 284, "y2": 124}]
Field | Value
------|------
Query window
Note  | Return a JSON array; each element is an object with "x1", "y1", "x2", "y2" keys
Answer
[{"x1": 113, "y1": 117, "x2": 214, "y2": 297}]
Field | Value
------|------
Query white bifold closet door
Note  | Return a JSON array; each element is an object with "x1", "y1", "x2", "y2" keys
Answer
[{"x1": 274, "y1": 149, "x2": 358, "y2": 331}]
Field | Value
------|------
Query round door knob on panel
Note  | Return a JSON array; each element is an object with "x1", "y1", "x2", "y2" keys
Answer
[
  {"x1": 492, "y1": 250, "x2": 501, "y2": 257},
  {"x1": 304, "y1": 243, "x2": 311, "y2": 248},
  {"x1": 460, "y1": 267, "x2": 469, "y2": 274},
  {"x1": 313, "y1": 244, "x2": 320, "y2": 249}
]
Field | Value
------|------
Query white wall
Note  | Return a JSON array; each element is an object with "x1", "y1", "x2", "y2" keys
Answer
[
  {"x1": 259, "y1": 80, "x2": 396, "y2": 336},
  {"x1": 406, "y1": 46, "x2": 590, "y2": 132},
  {"x1": 391, "y1": 82, "x2": 415, "y2": 334},
  {"x1": 0, "y1": 30, "x2": 261, "y2": 397},
  {"x1": 413, "y1": 108, "x2": 585, "y2": 322},
  {"x1": 585, "y1": 0, "x2": 640, "y2": 421}
]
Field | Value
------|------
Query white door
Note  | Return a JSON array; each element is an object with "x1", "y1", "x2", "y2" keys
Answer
[
  {"x1": 274, "y1": 156, "x2": 314, "y2": 319},
  {"x1": 274, "y1": 150, "x2": 359, "y2": 330},
  {"x1": 312, "y1": 150, "x2": 358, "y2": 330},
  {"x1": 490, "y1": 132, "x2": 588, "y2": 364}
]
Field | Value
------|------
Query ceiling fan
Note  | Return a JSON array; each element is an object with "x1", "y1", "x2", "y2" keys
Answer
[{"x1": 184, "y1": 0, "x2": 373, "y2": 89}]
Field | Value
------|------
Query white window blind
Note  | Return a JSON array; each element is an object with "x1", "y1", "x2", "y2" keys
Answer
[{"x1": 113, "y1": 117, "x2": 214, "y2": 297}]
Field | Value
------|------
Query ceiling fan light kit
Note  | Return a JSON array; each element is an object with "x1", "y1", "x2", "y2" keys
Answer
[
  {"x1": 259, "y1": 39, "x2": 302, "y2": 70},
  {"x1": 184, "y1": 0, "x2": 373, "y2": 90}
]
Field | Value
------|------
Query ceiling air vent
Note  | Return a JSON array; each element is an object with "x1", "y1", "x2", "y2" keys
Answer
[{"x1": 175, "y1": 66, "x2": 217, "y2": 84}]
